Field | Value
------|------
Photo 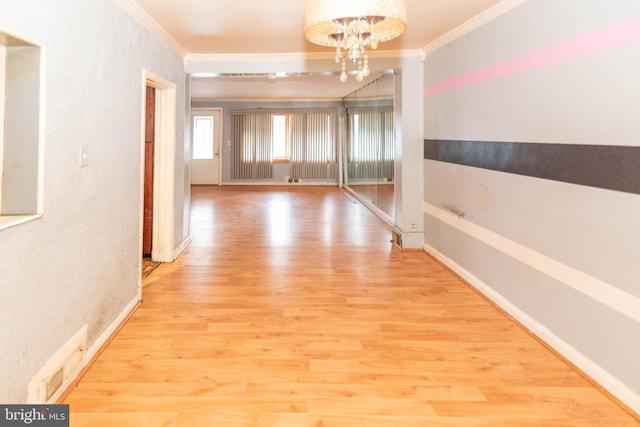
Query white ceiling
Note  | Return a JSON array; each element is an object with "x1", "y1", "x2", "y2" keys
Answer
[{"x1": 124, "y1": 0, "x2": 508, "y2": 100}]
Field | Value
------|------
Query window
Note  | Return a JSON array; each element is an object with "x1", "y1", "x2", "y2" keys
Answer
[
  {"x1": 230, "y1": 109, "x2": 337, "y2": 181},
  {"x1": 272, "y1": 114, "x2": 289, "y2": 161},
  {"x1": 0, "y1": 30, "x2": 43, "y2": 230},
  {"x1": 192, "y1": 116, "x2": 214, "y2": 159}
]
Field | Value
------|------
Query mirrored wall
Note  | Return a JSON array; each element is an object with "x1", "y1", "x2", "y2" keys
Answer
[{"x1": 342, "y1": 73, "x2": 395, "y2": 223}]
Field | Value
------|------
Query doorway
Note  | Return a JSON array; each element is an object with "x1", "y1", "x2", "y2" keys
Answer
[
  {"x1": 190, "y1": 108, "x2": 222, "y2": 185},
  {"x1": 143, "y1": 85, "x2": 155, "y2": 257},
  {"x1": 139, "y1": 71, "x2": 177, "y2": 287}
]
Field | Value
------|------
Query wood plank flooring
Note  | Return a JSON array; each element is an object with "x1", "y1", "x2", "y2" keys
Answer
[{"x1": 63, "y1": 185, "x2": 639, "y2": 426}]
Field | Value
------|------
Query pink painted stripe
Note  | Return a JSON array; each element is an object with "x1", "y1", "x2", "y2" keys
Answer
[{"x1": 424, "y1": 16, "x2": 640, "y2": 97}]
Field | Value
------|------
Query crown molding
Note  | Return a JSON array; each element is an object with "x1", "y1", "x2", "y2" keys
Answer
[
  {"x1": 113, "y1": 0, "x2": 188, "y2": 58},
  {"x1": 420, "y1": 0, "x2": 528, "y2": 55}
]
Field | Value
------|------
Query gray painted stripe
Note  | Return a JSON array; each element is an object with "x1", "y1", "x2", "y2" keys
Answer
[{"x1": 424, "y1": 139, "x2": 640, "y2": 195}]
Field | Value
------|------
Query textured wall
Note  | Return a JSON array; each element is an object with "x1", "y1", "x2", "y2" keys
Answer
[
  {"x1": 0, "y1": 0, "x2": 186, "y2": 402},
  {"x1": 423, "y1": 0, "x2": 640, "y2": 411}
]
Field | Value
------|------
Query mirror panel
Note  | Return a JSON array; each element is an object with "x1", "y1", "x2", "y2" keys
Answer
[{"x1": 343, "y1": 73, "x2": 395, "y2": 221}]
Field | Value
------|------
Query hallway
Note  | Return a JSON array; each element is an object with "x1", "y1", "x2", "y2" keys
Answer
[{"x1": 63, "y1": 186, "x2": 638, "y2": 426}]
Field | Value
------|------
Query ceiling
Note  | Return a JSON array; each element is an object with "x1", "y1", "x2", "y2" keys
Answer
[{"x1": 124, "y1": 0, "x2": 507, "y2": 100}]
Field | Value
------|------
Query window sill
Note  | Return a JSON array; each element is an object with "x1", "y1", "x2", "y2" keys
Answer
[
  {"x1": 0, "y1": 214, "x2": 42, "y2": 231},
  {"x1": 272, "y1": 159, "x2": 291, "y2": 164}
]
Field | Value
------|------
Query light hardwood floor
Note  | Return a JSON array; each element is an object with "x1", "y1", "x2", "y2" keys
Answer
[{"x1": 63, "y1": 185, "x2": 639, "y2": 426}]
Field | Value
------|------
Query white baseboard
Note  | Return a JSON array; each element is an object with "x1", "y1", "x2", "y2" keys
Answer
[
  {"x1": 53, "y1": 295, "x2": 140, "y2": 403},
  {"x1": 173, "y1": 236, "x2": 191, "y2": 260},
  {"x1": 28, "y1": 326, "x2": 88, "y2": 404},
  {"x1": 423, "y1": 242, "x2": 640, "y2": 416},
  {"x1": 224, "y1": 181, "x2": 338, "y2": 186},
  {"x1": 400, "y1": 231, "x2": 424, "y2": 250}
]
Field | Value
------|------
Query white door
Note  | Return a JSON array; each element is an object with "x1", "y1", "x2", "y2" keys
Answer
[{"x1": 191, "y1": 109, "x2": 222, "y2": 185}]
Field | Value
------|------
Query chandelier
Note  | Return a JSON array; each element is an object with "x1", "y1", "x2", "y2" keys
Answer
[{"x1": 304, "y1": 0, "x2": 407, "y2": 82}]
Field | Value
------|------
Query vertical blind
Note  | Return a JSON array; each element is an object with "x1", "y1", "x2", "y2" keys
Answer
[
  {"x1": 231, "y1": 109, "x2": 337, "y2": 181},
  {"x1": 347, "y1": 108, "x2": 394, "y2": 181},
  {"x1": 231, "y1": 112, "x2": 273, "y2": 180},
  {"x1": 290, "y1": 112, "x2": 337, "y2": 180}
]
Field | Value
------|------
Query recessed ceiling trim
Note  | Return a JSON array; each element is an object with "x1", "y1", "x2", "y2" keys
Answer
[
  {"x1": 191, "y1": 71, "x2": 336, "y2": 78},
  {"x1": 185, "y1": 49, "x2": 422, "y2": 64},
  {"x1": 190, "y1": 70, "x2": 394, "y2": 78},
  {"x1": 113, "y1": 0, "x2": 188, "y2": 58},
  {"x1": 191, "y1": 96, "x2": 344, "y2": 103},
  {"x1": 420, "y1": 0, "x2": 528, "y2": 55}
]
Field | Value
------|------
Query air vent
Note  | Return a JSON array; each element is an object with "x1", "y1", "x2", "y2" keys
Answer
[
  {"x1": 391, "y1": 230, "x2": 402, "y2": 248},
  {"x1": 46, "y1": 369, "x2": 64, "y2": 401},
  {"x1": 28, "y1": 325, "x2": 87, "y2": 403}
]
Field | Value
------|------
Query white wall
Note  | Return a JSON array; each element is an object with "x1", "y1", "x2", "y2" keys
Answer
[
  {"x1": 394, "y1": 56, "x2": 424, "y2": 249},
  {"x1": 423, "y1": 0, "x2": 640, "y2": 412},
  {"x1": 0, "y1": 0, "x2": 187, "y2": 403}
]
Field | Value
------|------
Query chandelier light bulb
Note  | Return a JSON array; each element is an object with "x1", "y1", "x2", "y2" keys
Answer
[
  {"x1": 362, "y1": 61, "x2": 370, "y2": 77},
  {"x1": 340, "y1": 59, "x2": 348, "y2": 82}
]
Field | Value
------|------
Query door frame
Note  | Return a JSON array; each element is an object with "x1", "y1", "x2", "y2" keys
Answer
[
  {"x1": 191, "y1": 107, "x2": 223, "y2": 185},
  {"x1": 140, "y1": 70, "x2": 176, "y2": 269}
]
